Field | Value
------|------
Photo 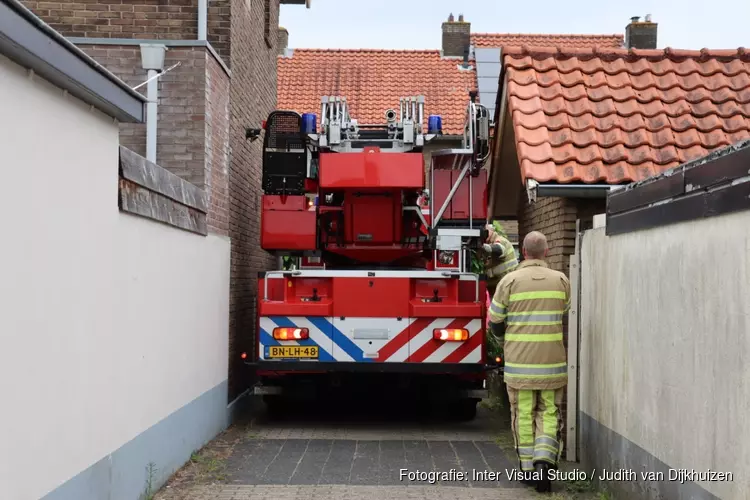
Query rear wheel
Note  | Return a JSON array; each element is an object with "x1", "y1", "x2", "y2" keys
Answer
[
  {"x1": 452, "y1": 399, "x2": 478, "y2": 421},
  {"x1": 263, "y1": 395, "x2": 286, "y2": 420}
]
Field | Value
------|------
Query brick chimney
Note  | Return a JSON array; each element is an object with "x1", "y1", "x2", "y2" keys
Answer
[
  {"x1": 442, "y1": 13, "x2": 471, "y2": 58},
  {"x1": 625, "y1": 15, "x2": 657, "y2": 49},
  {"x1": 278, "y1": 27, "x2": 289, "y2": 56}
]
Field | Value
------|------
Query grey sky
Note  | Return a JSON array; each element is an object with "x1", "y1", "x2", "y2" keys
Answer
[{"x1": 280, "y1": 0, "x2": 749, "y2": 51}]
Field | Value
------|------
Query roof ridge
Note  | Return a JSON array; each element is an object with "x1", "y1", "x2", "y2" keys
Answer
[
  {"x1": 503, "y1": 46, "x2": 750, "y2": 59},
  {"x1": 279, "y1": 48, "x2": 441, "y2": 53},
  {"x1": 472, "y1": 32, "x2": 623, "y2": 38}
]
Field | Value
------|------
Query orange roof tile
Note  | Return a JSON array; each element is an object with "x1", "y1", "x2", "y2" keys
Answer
[
  {"x1": 277, "y1": 49, "x2": 476, "y2": 135},
  {"x1": 504, "y1": 47, "x2": 750, "y2": 184},
  {"x1": 472, "y1": 33, "x2": 623, "y2": 49}
]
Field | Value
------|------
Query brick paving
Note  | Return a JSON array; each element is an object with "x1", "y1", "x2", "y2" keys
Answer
[
  {"x1": 221, "y1": 438, "x2": 523, "y2": 488},
  {"x1": 151, "y1": 403, "x2": 596, "y2": 500},
  {"x1": 157, "y1": 485, "x2": 538, "y2": 500}
]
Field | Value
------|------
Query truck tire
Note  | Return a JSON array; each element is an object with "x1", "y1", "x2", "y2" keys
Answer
[
  {"x1": 453, "y1": 400, "x2": 478, "y2": 421},
  {"x1": 263, "y1": 396, "x2": 286, "y2": 420}
]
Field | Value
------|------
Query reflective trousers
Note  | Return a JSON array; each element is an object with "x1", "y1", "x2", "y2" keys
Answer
[{"x1": 507, "y1": 386, "x2": 565, "y2": 471}]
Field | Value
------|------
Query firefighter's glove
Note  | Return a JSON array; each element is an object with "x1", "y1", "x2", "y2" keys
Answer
[
  {"x1": 482, "y1": 243, "x2": 492, "y2": 253},
  {"x1": 490, "y1": 321, "x2": 506, "y2": 340}
]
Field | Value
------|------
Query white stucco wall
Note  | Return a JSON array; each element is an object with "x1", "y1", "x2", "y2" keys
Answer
[
  {"x1": 0, "y1": 54, "x2": 230, "y2": 500},
  {"x1": 579, "y1": 211, "x2": 750, "y2": 499}
]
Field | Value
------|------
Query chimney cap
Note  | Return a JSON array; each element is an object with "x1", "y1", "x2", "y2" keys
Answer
[
  {"x1": 644, "y1": 13, "x2": 652, "y2": 22},
  {"x1": 448, "y1": 13, "x2": 454, "y2": 21},
  {"x1": 458, "y1": 13, "x2": 464, "y2": 22},
  {"x1": 279, "y1": 26, "x2": 288, "y2": 32},
  {"x1": 630, "y1": 16, "x2": 640, "y2": 23}
]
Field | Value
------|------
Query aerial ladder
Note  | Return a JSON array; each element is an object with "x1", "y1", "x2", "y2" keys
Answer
[{"x1": 243, "y1": 91, "x2": 496, "y2": 420}]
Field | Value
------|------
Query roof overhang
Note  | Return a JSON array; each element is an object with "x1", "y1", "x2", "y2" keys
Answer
[
  {"x1": 0, "y1": 0, "x2": 146, "y2": 122},
  {"x1": 529, "y1": 180, "x2": 622, "y2": 200},
  {"x1": 280, "y1": 0, "x2": 311, "y2": 6}
]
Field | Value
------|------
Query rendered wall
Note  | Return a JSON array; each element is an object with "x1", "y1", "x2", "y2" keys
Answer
[
  {"x1": 578, "y1": 211, "x2": 750, "y2": 500},
  {"x1": 0, "y1": 53, "x2": 231, "y2": 500}
]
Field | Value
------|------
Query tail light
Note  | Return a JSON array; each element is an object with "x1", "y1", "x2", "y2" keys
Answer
[
  {"x1": 273, "y1": 327, "x2": 309, "y2": 340},
  {"x1": 433, "y1": 328, "x2": 469, "y2": 341}
]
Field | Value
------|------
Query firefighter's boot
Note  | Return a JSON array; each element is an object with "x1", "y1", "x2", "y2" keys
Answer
[{"x1": 535, "y1": 462, "x2": 551, "y2": 493}]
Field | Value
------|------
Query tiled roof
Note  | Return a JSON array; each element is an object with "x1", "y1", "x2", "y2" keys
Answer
[
  {"x1": 471, "y1": 33, "x2": 623, "y2": 49},
  {"x1": 504, "y1": 47, "x2": 750, "y2": 184},
  {"x1": 277, "y1": 49, "x2": 476, "y2": 135}
]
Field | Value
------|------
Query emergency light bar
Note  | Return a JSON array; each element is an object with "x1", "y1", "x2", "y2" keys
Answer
[
  {"x1": 273, "y1": 327, "x2": 309, "y2": 340},
  {"x1": 433, "y1": 328, "x2": 469, "y2": 341}
]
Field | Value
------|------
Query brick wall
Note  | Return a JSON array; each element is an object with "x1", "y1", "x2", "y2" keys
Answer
[
  {"x1": 208, "y1": 0, "x2": 231, "y2": 63},
  {"x1": 518, "y1": 194, "x2": 577, "y2": 275},
  {"x1": 225, "y1": 0, "x2": 279, "y2": 399},
  {"x1": 75, "y1": 45, "x2": 209, "y2": 188},
  {"x1": 21, "y1": 0, "x2": 199, "y2": 39},
  {"x1": 205, "y1": 52, "x2": 231, "y2": 235}
]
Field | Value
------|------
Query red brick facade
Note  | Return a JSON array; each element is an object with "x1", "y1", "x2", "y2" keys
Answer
[{"x1": 22, "y1": 0, "x2": 287, "y2": 400}]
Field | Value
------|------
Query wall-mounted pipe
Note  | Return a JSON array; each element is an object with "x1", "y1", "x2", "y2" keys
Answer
[
  {"x1": 146, "y1": 69, "x2": 158, "y2": 163},
  {"x1": 198, "y1": 0, "x2": 207, "y2": 40},
  {"x1": 139, "y1": 44, "x2": 166, "y2": 164}
]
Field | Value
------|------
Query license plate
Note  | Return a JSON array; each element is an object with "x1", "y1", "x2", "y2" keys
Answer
[{"x1": 267, "y1": 346, "x2": 319, "y2": 359}]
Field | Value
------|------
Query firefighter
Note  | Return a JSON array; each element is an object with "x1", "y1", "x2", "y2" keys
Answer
[
  {"x1": 481, "y1": 222, "x2": 518, "y2": 297},
  {"x1": 488, "y1": 231, "x2": 571, "y2": 493}
]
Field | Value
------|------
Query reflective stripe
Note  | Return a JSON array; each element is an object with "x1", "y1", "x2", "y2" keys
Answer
[
  {"x1": 517, "y1": 446, "x2": 534, "y2": 457},
  {"x1": 532, "y1": 448, "x2": 557, "y2": 463},
  {"x1": 490, "y1": 300, "x2": 506, "y2": 316},
  {"x1": 504, "y1": 362, "x2": 567, "y2": 376},
  {"x1": 507, "y1": 312, "x2": 563, "y2": 326},
  {"x1": 505, "y1": 373, "x2": 566, "y2": 379},
  {"x1": 489, "y1": 299, "x2": 507, "y2": 322},
  {"x1": 508, "y1": 312, "x2": 563, "y2": 321},
  {"x1": 517, "y1": 391, "x2": 534, "y2": 449},
  {"x1": 490, "y1": 258, "x2": 518, "y2": 276},
  {"x1": 535, "y1": 436, "x2": 560, "y2": 448},
  {"x1": 505, "y1": 333, "x2": 563, "y2": 342},
  {"x1": 509, "y1": 290, "x2": 567, "y2": 302},
  {"x1": 520, "y1": 460, "x2": 535, "y2": 472},
  {"x1": 536, "y1": 390, "x2": 561, "y2": 467},
  {"x1": 508, "y1": 310, "x2": 565, "y2": 316}
]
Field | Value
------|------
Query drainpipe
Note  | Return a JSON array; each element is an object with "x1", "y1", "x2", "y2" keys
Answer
[
  {"x1": 198, "y1": 0, "x2": 207, "y2": 40},
  {"x1": 140, "y1": 44, "x2": 167, "y2": 164}
]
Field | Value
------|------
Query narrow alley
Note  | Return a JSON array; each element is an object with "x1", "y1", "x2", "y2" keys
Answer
[{"x1": 153, "y1": 399, "x2": 603, "y2": 500}]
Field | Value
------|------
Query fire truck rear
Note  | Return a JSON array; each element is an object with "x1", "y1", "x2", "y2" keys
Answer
[{"x1": 243, "y1": 93, "x2": 498, "y2": 420}]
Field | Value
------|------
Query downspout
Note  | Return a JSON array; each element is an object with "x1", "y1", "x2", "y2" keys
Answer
[
  {"x1": 140, "y1": 44, "x2": 167, "y2": 164},
  {"x1": 198, "y1": 0, "x2": 207, "y2": 41},
  {"x1": 146, "y1": 71, "x2": 158, "y2": 163}
]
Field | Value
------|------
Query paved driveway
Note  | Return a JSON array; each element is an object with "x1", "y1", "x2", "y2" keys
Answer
[{"x1": 153, "y1": 398, "x2": 602, "y2": 500}]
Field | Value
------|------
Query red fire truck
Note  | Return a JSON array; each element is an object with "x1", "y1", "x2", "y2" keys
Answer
[{"x1": 243, "y1": 92, "x2": 499, "y2": 420}]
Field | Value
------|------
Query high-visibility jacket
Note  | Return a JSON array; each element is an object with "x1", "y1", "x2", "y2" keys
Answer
[
  {"x1": 484, "y1": 233, "x2": 518, "y2": 289},
  {"x1": 488, "y1": 259, "x2": 571, "y2": 390}
]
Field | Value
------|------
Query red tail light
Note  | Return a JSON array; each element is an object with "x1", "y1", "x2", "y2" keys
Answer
[
  {"x1": 433, "y1": 328, "x2": 469, "y2": 341},
  {"x1": 261, "y1": 119, "x2": 267, "y2": 129},
  {"x1": 273, "y1": 327, "x2": 309, "y2": 340}
]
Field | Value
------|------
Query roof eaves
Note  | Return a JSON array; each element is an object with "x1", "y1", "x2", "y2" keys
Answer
[{"x1": 0, "y1": 0, "x2": 146, "y2": 123}]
